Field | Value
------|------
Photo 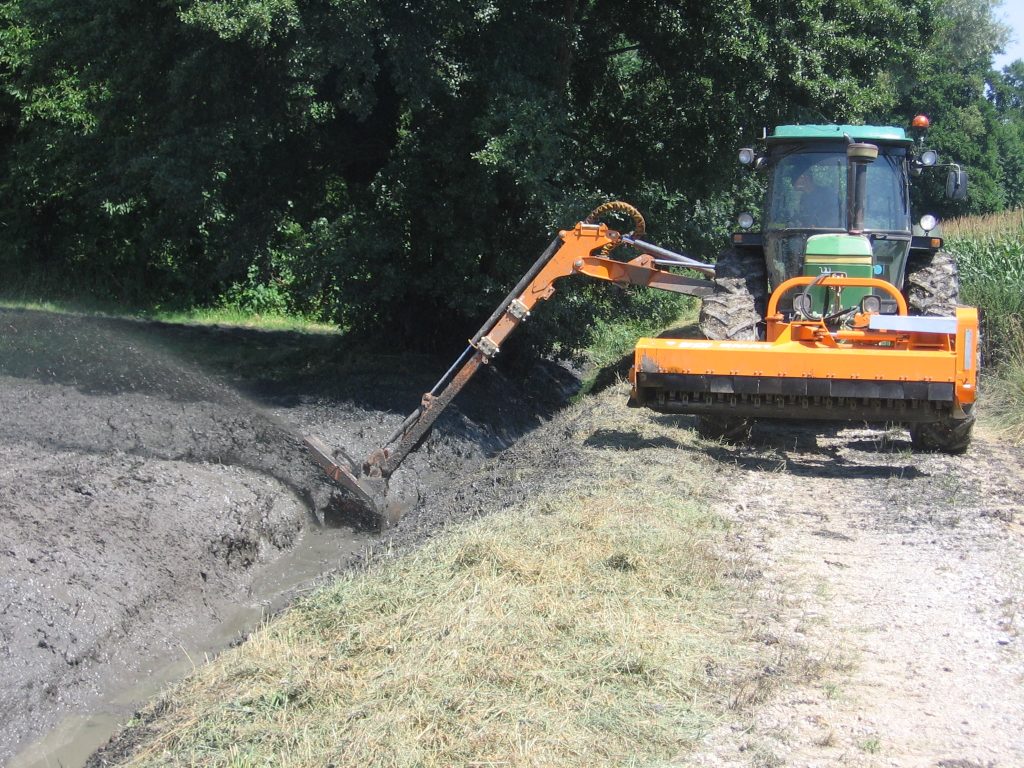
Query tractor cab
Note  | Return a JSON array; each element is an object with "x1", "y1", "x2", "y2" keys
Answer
[{"x1": 732, "y1": 123, "x2": 964, "y2": 316}]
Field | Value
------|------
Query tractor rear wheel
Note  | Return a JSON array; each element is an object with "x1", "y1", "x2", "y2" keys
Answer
[
  {"x1": 903, "y1": 249, "x2": 975, "y2": 453},
  {"x1": 696, "y1": 247, "x2": 768, "y2": 441}
]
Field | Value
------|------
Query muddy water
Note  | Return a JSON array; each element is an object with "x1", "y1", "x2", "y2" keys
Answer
[
  {"x1": 0, "y1": 309, "x2": 359, "y2": 762},
  {"x1": 10, "y1": 522, "x2": 373, "y2": 768}
]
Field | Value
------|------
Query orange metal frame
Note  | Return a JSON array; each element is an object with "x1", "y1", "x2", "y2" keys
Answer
[
  {"x1": 308, "y1": 217, "x2": 980, "y2": 524},
  {"x1": 632, "y1": 274, "x2": 979, "y2": 407}
]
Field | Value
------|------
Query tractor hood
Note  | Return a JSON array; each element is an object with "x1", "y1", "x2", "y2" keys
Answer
[{"x1": 804, "y1": 233, "x2": 873, "y2": 258}]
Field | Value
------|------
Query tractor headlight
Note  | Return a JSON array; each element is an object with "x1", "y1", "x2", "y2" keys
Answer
[
  {"x1": 861, "y1": 295, "x2": 882, "y2": 314},
  {"x1": 920, "y1": 214, "x2": 938, "y2": 232},
  {"x1": 920, "y1": 150, "x2": 938, "y2": 167},
  {"x1": 738, "y1": 148, "x2": 756, "y2": 165},
  {"x1": 737, "y1": 212, "x2": 754, "y2": 229}
]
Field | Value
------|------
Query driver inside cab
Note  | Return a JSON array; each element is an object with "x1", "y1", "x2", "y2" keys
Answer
[{"x1": 790, "y1": 161, "x2": 843, "y2": 228}]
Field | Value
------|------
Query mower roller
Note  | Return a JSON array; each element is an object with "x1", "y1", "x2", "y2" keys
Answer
[{"x1": 306, "y1": 120, "x2": 980, "y2": 526}]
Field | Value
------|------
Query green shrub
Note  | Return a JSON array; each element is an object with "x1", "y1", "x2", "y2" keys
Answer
[{"x1": 220, "y1": 263, "x2": 291, "y2": 317}]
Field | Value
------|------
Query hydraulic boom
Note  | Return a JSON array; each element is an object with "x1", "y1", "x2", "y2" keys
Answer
[
  {"x1": 305, "y1": 204, "x2": 714, "y2": 525},
  {"x1": 307, "y1": 203, "x2": 979, "y2": 527}
]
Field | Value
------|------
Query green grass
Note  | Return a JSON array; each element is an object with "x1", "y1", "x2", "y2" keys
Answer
[
  {"x1": 980, "y1": 325, "x2": 1024, "y2": 443},
  {"x1": 575, "y1": 300, "x2": 700, "y2": 398},
  {"x1": 858, "y1": 736, "x2": 882, "y2": 754},
  {"x1": 0, "y1": 294, "x2": 337, "y2": 334}
]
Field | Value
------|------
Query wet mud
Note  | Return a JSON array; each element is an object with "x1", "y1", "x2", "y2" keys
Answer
[{"x1": 0, "y1": 308, "x2": 576, "y2": 765}]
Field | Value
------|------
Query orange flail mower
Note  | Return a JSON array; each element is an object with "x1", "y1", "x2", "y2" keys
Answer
[{"x1": 632, "y1": 274, "x2": 978, "y2": 423}]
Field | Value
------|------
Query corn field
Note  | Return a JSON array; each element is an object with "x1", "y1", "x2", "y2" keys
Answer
[
  {"x1": 945, "y1": 210, "x2": 1024, "y2": 362},
  {"x1": 945, "y1": 209, "x2": 1024, "y2": 440}
]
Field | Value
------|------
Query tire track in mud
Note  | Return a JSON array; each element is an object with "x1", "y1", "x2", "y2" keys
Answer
[
  {"x1": 0, "y1": 308, "x2": 575, "y2": 765},
  {"x1": 690, "y1": 423, "x2": 1024, "y2": 767}
]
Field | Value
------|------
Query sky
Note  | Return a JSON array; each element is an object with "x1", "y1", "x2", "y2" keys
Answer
[{"x1": 994, "y1": 1, "x2": 1024, "y2": 70}]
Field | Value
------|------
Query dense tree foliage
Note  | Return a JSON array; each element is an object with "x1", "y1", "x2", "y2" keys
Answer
[{"x1": 0, "y1": 0, "x2": 1020, "y2": 351}]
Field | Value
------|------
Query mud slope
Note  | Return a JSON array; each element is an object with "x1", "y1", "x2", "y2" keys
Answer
[{"x1": 0, "y1": 308, "x2": 574, "y2": 764}]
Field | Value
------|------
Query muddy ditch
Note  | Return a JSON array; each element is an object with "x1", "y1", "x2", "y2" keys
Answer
[{"x1": 0, "y1": 308, "x2": 579, "y2": 765}]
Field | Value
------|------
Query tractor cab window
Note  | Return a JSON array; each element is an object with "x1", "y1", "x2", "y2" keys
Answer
[
  {"x1": 864, "y1": 153, "x2": 910, "y2": 232},
  {"x1": 765, "y1": 148, "x2": 909, "y2": 232},
  {"x1": 767, "y1": 152, "x2": 846, "y2": 229}
]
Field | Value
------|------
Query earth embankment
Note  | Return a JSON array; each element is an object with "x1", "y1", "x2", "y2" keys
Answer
[{"x1": 0, "y1": 308, "x2": 572, "y2": 764}]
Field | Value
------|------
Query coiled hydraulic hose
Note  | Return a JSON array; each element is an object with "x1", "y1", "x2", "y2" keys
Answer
[
  {"x1": 585, "y1": 201, "x2": 646, "y2": 254},
  {"x1": 796, "y1": 271, "x2": 858, "y2": 327}
]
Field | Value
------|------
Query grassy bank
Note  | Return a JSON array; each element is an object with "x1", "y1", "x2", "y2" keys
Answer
[
  {"x1": 575, "y1": 299, "x2": 699, "y2": 399},
  {"x1": 96, "y1": 395, "x2": 761, "y2": 767},
  {"x1": 945, "y1": 209, "x2": 1024, "y2": 442},
  {"x1": 0, "y1": 292, "x2": 335, "y2": 333}
]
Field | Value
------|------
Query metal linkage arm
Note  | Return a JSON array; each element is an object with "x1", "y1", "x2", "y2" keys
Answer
[{"x1": 305, "y1": 220, "x2": 712, "y2": 523}]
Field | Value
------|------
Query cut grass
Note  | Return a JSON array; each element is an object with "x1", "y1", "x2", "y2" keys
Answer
[{"x1": 105, "y1": 396, "x2": 756, "y2": 767}]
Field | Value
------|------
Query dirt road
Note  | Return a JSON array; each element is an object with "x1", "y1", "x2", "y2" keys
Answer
[{"x1": 690, "y1": 422, "x2": 1024, "y2": 767}]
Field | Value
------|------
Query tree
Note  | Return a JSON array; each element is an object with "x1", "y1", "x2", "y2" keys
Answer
[
  {"x1": 0, "y1": 0, "x2": 1014, "y2": 353},
  {"x1": 988, "y1": 60, "x2": 1024, "y2": 210},
  {"x1": 889, "y1": 0, "x2": 1011, "y2": 217}
]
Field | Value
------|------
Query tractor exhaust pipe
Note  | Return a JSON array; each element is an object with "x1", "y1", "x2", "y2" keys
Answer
[{"x1": 847, "y1": 141, "x2": 878, "y2": 234}]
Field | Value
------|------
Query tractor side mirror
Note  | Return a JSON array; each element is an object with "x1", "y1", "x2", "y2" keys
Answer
[{"x1": 945, "y1": 169, "x2": 968, "y2": 201}]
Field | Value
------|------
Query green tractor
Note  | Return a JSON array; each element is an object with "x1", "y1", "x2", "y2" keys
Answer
[{"x1": 699, "y1": 119, "x2": 973, "y2": 450}]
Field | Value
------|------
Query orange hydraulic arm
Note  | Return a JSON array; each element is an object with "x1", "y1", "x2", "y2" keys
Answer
[{"x1": 305, "y1": 215, "x2": 713, "y2": 524}]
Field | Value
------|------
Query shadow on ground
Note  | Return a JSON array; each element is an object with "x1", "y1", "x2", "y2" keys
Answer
[{"x1": 584, "y1": 412, "x2": 928, "y2": 482}]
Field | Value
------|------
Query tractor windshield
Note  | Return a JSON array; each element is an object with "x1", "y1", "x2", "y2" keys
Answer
[{"x1": 765, "y1": 148, "x2": 909, "y2": 233}]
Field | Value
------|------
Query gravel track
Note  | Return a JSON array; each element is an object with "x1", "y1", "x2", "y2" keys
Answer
[{"x1": 691, "y1": 422, "x2": 1024, "y2": 767}]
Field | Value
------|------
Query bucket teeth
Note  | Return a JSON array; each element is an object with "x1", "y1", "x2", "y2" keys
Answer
[{"x1": 304, "y1": 436, "x2": 392, "y2": 526}]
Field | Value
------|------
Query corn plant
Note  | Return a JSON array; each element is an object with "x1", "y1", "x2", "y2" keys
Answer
[{"x1": 945, "y1": 210, "x2": 1024, "y2": 365}]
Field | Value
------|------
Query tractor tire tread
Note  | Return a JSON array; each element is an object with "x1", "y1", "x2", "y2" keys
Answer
[
  {"x1": 908, "y1": 407, "x2": 976, "y2": 454},
  {"x1": 697, "y1": 247, "x2": 768, "y2": 441},
  {"x1": 904, "y1": 249, "x2": 959, "y2": 316},
  {"x1": 904, "y1": 249, "x2": 973, "y2": 453},
  {"x1": 699, "y1": 247, "x2": 769, "y2": 341}
]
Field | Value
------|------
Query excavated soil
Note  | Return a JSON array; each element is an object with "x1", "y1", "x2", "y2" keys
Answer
[{"x1": 0, "y1": 308, "x2": 576, "y2": 765}]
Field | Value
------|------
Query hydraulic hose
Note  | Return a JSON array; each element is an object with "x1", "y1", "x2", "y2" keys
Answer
[
  {"x1": 585, "y1": 201, "x2": 646, "y2": 254},
  {"x1": 796, "y1": 272, "x2": 830, "y2": 320}
]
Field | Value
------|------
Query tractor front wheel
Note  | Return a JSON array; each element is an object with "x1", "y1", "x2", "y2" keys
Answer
[
  {"x1": 696, "y1": 247, "x2": 768, "y2": 441},
  {"x1": 909, "y1": 407, "x2": 976, "y2": 454}
]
